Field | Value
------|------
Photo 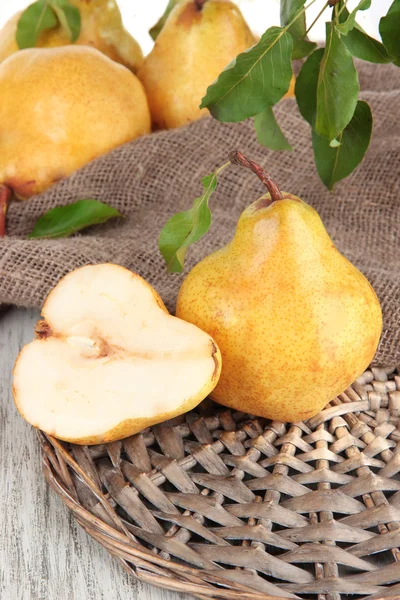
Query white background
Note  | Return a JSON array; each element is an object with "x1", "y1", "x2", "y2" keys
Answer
[{"x1": 0, "y1": 0, "x2": 393, "y2": 56}]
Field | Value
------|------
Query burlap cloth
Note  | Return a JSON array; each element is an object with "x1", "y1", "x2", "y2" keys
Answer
[{"x1": 0, "y1": 61, "x2": 399, "y2": 366}]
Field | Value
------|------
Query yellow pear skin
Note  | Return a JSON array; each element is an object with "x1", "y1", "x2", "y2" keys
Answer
[
  {"x1": 0, "y1": 0, "x2": 143, "y2": 72},
  {"x1": 0, "y1": 46, "x2": 150, "y2": 200},
  {"x1": 138, "y1": 0, "x2": 256, "y2": 129},
  {"x1": 177, "y1": 158, "x2": 382, "y2": 423}
]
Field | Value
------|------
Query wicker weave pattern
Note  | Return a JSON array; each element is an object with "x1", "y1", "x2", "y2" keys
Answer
[{"x1": 39, "y1": 368, "x2": 400, "y2": 600}]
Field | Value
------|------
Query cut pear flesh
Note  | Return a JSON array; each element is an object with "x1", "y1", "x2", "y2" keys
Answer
[{"x1": 13, "y1": 264, "x2": 221, "y2": 444}]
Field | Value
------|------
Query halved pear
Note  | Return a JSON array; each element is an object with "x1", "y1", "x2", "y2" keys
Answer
[{"x1": 13, "y1": 264, "x2": 221, "y2": 445}]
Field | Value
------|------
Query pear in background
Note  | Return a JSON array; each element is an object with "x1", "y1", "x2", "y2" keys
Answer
[
  {"x1": 286, "y1": 75, "x2": 295, "y2": 97},
  {"x1": 177, "y1": 152, "x2": 382, "y2": 423},
  {"x1": 138, "y1": 0, "x2": 257, "y2": 129},
  {"x1": 0, "y1": 46, "x2": 150, "y2": 201},
  {"x1": 0, "y1": 0, "x2": 143, "y2": 72}
]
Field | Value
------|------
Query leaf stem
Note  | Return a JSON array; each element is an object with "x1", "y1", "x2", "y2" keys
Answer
[
  {"x1": 229, "y1": 151, "x2": 283, "y2": 203},
  {"x1": 215, "y1": 161, "x2": 231, "y2": 176},
  {"x1": 336, "y1": 0, "x2": 350, "y2": 19},
  {"x1": 285, "y1": 0, "x2": 320, "y2": 33},
  {"x1": 38, "y1": 0, "x2": 51, "y2": 30},
  {"x1": 305, "y1": 1, "x2": 330, "y2": 35}
]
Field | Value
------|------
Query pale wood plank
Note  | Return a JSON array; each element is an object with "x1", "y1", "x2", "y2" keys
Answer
[{"x1": 0, "y1": 307, "x2": 186, "y2": 600}]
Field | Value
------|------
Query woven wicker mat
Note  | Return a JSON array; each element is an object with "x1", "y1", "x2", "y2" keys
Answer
[{"x1": 39, "y1": 366, "x2": 400, "y2": 600}]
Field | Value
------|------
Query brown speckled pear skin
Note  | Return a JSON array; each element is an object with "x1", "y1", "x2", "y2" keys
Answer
[{"x1": 176, "y1": 193, "x2": 383, "y2": 422}]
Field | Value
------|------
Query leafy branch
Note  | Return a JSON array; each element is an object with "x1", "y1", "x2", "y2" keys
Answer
[
  {"x1": 201, "y1": 0, "x2": 400, "y2": 190},
  {"x1": 159, "y1": 162, "x2": 230, "y2": 272}
]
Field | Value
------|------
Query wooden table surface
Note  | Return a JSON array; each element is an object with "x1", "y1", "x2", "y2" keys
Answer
[{"x1": 1, "y1": 307, "x2": 185, "y2": 600}]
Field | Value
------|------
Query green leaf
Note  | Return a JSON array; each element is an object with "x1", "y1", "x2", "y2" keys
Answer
[
  {"x1": 313, "y1": 100, "x2": 372, "y2": 190},
  {"x1": 338, "y1": 6, "x2": 392, "y2": 63},
  {"x1": 50, "y1": 0, "x2": 80, "y2": 42},
  {"x1": 336, "y1": 0, "x2": 371, "y2": 35},
  {"x1": 316, "y1": 22, "x2": 359, "y2": 141},
  {"x1": 343, "y1": 26, "x2": 393, "y2": 63},
  {"x1": 200, "y1": 27, "x2": 293, "y2": 122},
  {"x1": 290, "y1": 34, "x2": 317, "y2": 60},
  {"x1": 28, "y1": 199, "x2": 121, "y2": 239},
  {"x1": 159, "y1": 174, "x2": 215, "y2": 273},
  {"x1": 159, "y1": 164, "x2": 229, "y2": 273},
  {"x1": 295, "y1": 47, "x2": 324, "y2": 126},
  {"x1": 149, "y1": 0, "x2": 178, "y2": 41},
  {"x1": 280, "y1": 0, "x2": 316, "y2": 59},
  {"x1": 254, "y1": 106, "x2": 292, "y2": 151},
  {"x1": 16, "y1": 0, "x2": 58, "y2": 49},
  {"x1": 280, "y1": 0, "x2": 304, "y2": 29},
  {"x1": 379, "y1": 0, "x2": 400, "y2": 64}
]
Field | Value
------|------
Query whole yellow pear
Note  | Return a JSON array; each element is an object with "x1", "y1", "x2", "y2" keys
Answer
[
  {"x1": 0, "y1": 46, "x2": 150, "y2": 200},
  {"x1": 176, "y1": 152, "x2": 382, "y2": 423},
  {"x1": 0, "y1": 0, "x2": 143, "y2": 72},
  {"x1": 138, "y1": 0, "x2": 257, "y2": 129}
]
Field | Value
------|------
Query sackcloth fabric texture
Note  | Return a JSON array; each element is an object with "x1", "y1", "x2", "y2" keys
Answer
[{"x1": 0, "y1": 61, "x2": 399, "y2": 366}]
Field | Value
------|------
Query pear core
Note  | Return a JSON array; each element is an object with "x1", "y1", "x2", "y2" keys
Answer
[{"x1": 13, "y1": 264, "x2": 221, "y2": 444}]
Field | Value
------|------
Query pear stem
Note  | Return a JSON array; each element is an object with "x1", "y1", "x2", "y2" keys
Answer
[
  {"x1": 194, "y1": 0, "x2": 207, "y2": 9},
  {"x1": 0, "y1": 185, "x2": 11, "y2": 237},
  {"x1": 229, "y1": 150, "x2": 283, "y2": 204}
]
